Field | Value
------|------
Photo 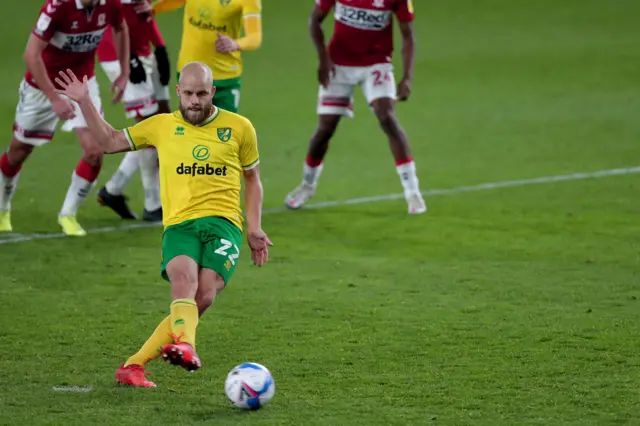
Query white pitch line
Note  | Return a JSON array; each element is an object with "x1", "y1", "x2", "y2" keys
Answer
[
  {"x1": 51, "y1": 386, "x2": 93, "y2": 392},
  {"x1": 0, "y1": 165, "x2": 638, "y2": 246}
]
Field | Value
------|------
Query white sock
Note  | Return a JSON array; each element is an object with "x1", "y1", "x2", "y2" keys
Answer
[
  {"x1": 396, "y1": 160, "x2": 420, "y2": 196},
  {"x1": 303, "y1": 163, "x2": 323, "y2": 187},
  {"x1": 0, "y1": 171, "x2": 20, "y2": 211},
  {"x1": 138, "y1": 148, "x2": 161, "y2": 211},
  {"x1": 59, "y1": 171, "x2": 97, "y2": 217},
  {"x1": 105, "y1": 151, "x2": 140, "y2": 195}
]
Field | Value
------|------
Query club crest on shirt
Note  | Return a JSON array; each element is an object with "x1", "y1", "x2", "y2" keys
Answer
[
  {"x1": 220, "y1": 0, "x2": 231, "y2": 6},
  {"x1": 98, "y1": 13, "x2": 106, "y2": 26},
  {"x1": 372, "y1": 0, "x2": 385, "y2": 8},
  {"x1": 217, "y1": 127, "x2": 232, "y2": 142}
]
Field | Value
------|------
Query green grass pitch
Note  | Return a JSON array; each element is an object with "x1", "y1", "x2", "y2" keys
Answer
[{"x1": 0, "y1": 0, "x2": 639, "y2": 424}]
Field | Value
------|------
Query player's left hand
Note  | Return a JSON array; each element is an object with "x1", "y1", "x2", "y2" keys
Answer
[
  {"x1": 111, "y1": 73, "x2": 128, "y2": 104},
  {"x1": 247, "y1": 229, "x2": 273, "y2": 267},
  {"x1": 215, "y1": 32, "x2": 239, "y2": 53},
  {"x1": 54, "y1": 69, "x2": 89, "y2": 103},
  {"x1": 397, "y1": 77, "x2": 412, "y2": 101}
]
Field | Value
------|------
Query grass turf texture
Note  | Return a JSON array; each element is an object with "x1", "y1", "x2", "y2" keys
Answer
[{"x1": 0, "y1": 0, "x2": 639, "y2": 424}]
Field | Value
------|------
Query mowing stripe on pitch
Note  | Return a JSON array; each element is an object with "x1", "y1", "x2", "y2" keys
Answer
[{"x1": 1, "y1": 165, "x2": 638, "y2": 246}]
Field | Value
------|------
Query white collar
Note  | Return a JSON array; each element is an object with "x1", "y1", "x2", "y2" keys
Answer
[{"x1": 75, "y1": 0, "x2": 106, "y2": 9}]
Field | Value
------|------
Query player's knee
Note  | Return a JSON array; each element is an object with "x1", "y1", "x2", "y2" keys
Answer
[
  {"x1": 375, "y1": 109, "x2": 399, "y2": 134},
  {"x1": 82, "y1": 149, "x2": 103, "y2": 167},
  {"x1": 171, "y1": 272, "x2": 199, "y2": 299},
  {"x1": 374, "y1": 105, "x2": 395, "y2": 123},
  {"x1": 7, "y1": 139, "x2": 34, "y2": 165}
]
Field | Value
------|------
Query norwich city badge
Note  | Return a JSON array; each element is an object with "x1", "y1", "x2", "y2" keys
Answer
[{"x1": 217, "y1": 127, "x2": 232, "y2": 142}]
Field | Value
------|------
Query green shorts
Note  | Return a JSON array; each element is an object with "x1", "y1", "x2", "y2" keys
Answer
[
  {"x1": 176, "y1": 72, "x2": 241, "y2": 112},
  {"x1": 161, "y1": 216, "x2": 243, "y2": 284}
]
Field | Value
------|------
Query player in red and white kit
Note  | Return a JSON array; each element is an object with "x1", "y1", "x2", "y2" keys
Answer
[
  {"x1": 0, "y1": 0, "x2": 130, "y2": 235},
  {"x1": 285, "y1": 0, "x2": 426, "y2": 214},
  {"x1": 95, "y1": 0, "x2": 171, "y2": 222}
]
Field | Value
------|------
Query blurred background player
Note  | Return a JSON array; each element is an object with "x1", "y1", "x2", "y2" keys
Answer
[
  {"x1": 285, "y1": 0, "x2": 426, "y2": 215},
  {"x1": 95, "y1": 0, "x2": 171, "y2": 222},
  {"x1": 139, "y1": 0, "x2": 262, "y2": 113},
  {"x1": 0, "y1": 0, "x2": 129, "y2": 235}
]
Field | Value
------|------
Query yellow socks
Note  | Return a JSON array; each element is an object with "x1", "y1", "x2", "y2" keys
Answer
[
  {"x1": 170, "y1": 298, "x2": 199, "y2": 347},
  {"x1": 124, "y1": 315, "x2": 172, "y2": 367},
  {"x1": 123, "y1": 299, "x2": 199, "y2": 367}
]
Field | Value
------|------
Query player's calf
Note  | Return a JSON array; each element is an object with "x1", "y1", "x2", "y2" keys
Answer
[
  {"x1": 137, "y1": 148, "x2": 162, "y2": 222},
  {"x1": 0, "y1": 138, "x2": 36, "y2": 231},
  {"x1": 372, "y1": 98, "x2": 426, "y2": 215},
  {"x1": 285, "y1": 115, "x2": 341, "y2": 209},
  {"x1": 58, "y1": 129, "x2": 104, "y2": 235},
  {"x1": 195, "y1": 268, "x2": 226, "y2": 316}
]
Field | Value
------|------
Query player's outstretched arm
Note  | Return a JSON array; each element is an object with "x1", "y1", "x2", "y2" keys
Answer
[
  {"x1": 243, "y1": 167, "x2": 273, "y2": 267},
  {"x1": 54, "y1": 70, "x2": 132, "y2": 154}
]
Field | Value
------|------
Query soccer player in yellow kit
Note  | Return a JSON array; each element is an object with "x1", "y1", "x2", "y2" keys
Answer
[
  {"x1": 55, "y1": 62, "x2": 272, "y2": 388},
  {"x1": 144, "y1": 0, "x2": 262, "y2": 112}
]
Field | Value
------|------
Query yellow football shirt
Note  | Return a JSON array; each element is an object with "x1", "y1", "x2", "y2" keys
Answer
[
  {"x1": 123, "y1": 108, "x2": 260, "y2": 230},
  {"x1": 178, "y1": 0, "x2": 261, "y2": 81}
]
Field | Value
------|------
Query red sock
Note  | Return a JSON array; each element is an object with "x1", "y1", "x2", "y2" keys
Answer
[
  {"x1": 0, "y1": 153, "x2": 21, "y2": 177},
  {"x1": 305, "y1": 155, "x2": 323, "y2": 168},
  {"x1": 395, "y1": 156, "x2": 414, "y2": 167},
  {"x1": 75, "y1": 159, "x2": 102, "y2": 182}
]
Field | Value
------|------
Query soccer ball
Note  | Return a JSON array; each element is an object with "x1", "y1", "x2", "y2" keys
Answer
[{"x1": 224, "y1": 362, "x2": 275, "y2": 410}]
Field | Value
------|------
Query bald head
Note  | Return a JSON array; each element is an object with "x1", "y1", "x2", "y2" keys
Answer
[
  {"x1": 179, "y1": 62, "x2": 214, "y2": 88},
  {"x1": 176, "y1": 62, "x2": 216, "y2": 125}
]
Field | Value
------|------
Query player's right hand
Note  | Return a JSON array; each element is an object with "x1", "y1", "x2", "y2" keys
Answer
[
  {"x1": 111, "y1": 73, "x2": 129, "y2": 104},
  {"x1": 318, "y1": 55, "x2": 334, "y2": 88},
  {"x1": 52, "y1": 96, "x2": 76, "y2": 121},
  {"x1": 397, "y1": 77, "x2": 412, "y2": 101},
  {"x1": 247, "y1": 229, "x2": 273, "y2": 267}
]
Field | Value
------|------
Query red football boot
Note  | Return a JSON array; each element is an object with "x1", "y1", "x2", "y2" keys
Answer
[
  {"x1": 115, "y1": 364, "x2": 156, "y2": 388},
  {"x1": 161, "y1": 334, "x2": 202, "y2": 372}
]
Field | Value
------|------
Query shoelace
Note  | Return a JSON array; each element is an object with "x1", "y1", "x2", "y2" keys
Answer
[{"x1": 168, "y1": 332, "x2": 185, "y2": 345}]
